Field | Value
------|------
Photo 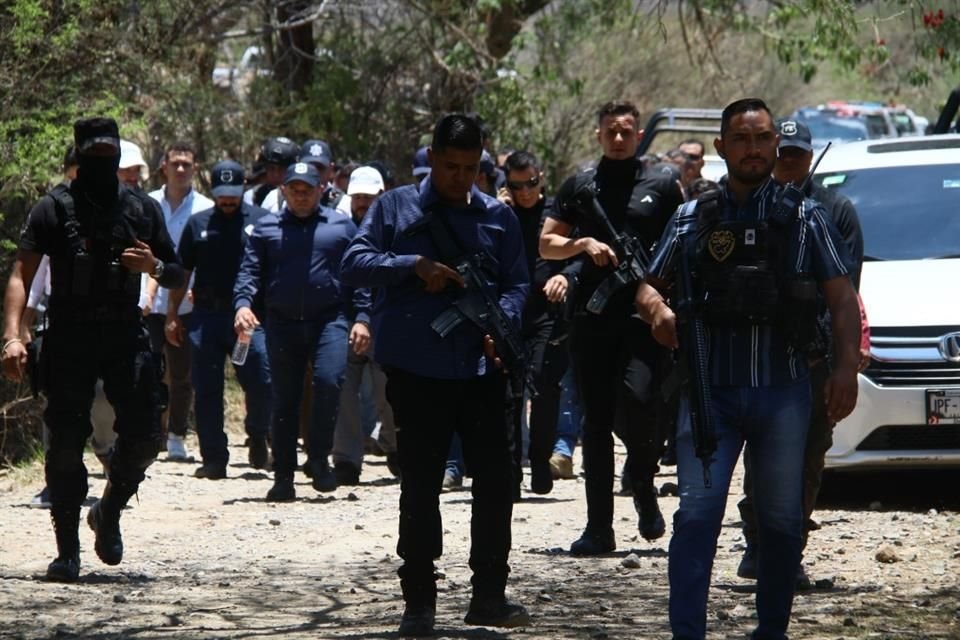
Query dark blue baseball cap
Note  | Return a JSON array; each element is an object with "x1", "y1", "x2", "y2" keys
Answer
[
  {"x1": 480, "y1": 150, "x2": 496, "y2": 177},
  {"x1": 412, "y1": 146, "x2": 431, "y2": 177},
  {"x1": 211, "y1": 160, "x2": 245, "y2": 198},
  {"x1": 284, "y1": 162, "x2": 322, "y2": 187},
  {"x1": 776, "y1": 119, "x2": 813, "y2": 152},
  {"x1": 301, "y1": 139, "x2": 333, "y2": 167}
]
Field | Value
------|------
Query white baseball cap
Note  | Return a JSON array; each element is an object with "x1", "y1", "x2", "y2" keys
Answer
[{"x1": 347, "y1": 166, "x2": 385, "y2": 196}]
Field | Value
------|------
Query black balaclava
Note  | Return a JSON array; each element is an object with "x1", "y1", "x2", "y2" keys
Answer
[{"x1": 73, "y1": 117, "x2": 121, "y2": 206}]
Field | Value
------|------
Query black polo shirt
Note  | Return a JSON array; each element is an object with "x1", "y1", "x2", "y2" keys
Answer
[{"x1": 178, "y1": 202, "x2": 269, "y2": 311}]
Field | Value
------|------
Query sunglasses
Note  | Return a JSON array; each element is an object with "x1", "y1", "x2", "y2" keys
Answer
[
  {"x1": 687, "y1": 153, "x2": 703, "y2": 161},
  {"x1": 507, "y1": 176, "x2": 541, "y2": 191}
]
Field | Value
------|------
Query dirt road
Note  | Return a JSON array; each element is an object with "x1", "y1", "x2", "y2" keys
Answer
[{"x1": 0, "y1": 436, "x2": 958, "y2": 639}]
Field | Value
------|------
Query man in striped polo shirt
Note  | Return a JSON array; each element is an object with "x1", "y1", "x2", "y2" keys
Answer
[{"x1": 634, "y1": 98, "x2": 861, "y2": 640}]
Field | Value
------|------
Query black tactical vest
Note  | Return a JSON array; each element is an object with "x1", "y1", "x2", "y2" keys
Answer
[{"x1": 47, "y1": 186, "x2": 147, "y2": 314}]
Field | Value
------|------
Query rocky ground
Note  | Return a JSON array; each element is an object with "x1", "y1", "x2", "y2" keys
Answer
[{"x1": 0, "y1": 432, "x2": 958, "y2": 640}]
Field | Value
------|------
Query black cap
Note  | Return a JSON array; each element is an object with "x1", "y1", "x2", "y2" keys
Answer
[
  {"x1": 211, "y1": 160, "x2": 245, "y2": 198},
  {"x1": 776, "y1": 119, "x2": 813, "y2": 152},
  {"x1": 74, "y1": 117, "x2": 120, "y2": 154},
  {"x1": 260, "y1": 137, "x2": 300, "y2": 167}
]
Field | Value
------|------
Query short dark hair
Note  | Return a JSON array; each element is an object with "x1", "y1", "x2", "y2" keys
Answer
[
  {"x1": 337, "y1": 161, "x2": 358, "y2": 178},
  {"x1": 597, "y1": 101, "x2": 640, "y2": 124},
  {"x1": 431, "y1": 114, "x2": 484, "y2": 153},
  {"x1": 503, "y1": 150, "x2": 540, "y2": 174},
  {"x1": 164, "y1": 140, "x2": 196, "y2": 162},
  {"x1": 680, "y1": 138, "x2": 705, "y2": 152},
  {"x1": 687, "y1": 178, "x2": 719, "y2": 199},
  {"x1": 720, "y1": 98, "x2": 772, "y2": 138},
  {"x1": 665, "y1": 148, "x2": 690, "y2": 163}
]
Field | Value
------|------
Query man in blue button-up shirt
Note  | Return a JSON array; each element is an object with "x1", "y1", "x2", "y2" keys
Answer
[
  {"x1": 341, "y1": 114, "x2": 530, "y2": 636},
  {"x1": 234, "y1": 162, "x2": 371, "y2": 501}
]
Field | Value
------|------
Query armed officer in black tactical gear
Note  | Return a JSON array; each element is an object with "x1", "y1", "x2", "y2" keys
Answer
[
  {"x1": 540, "y1": 101, "x2": 685, "y2": 555},
  {"x1": 1, "y1": 118, "x2": 185, "y2": 583}
]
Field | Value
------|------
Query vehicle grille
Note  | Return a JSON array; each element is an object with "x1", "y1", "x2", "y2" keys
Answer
[
  {"x1": 863, "y1": 361, "x2": 960, "y2": 387},
  {"x1": 857, "y1": 425, "x2": 960, "y2": 451}
]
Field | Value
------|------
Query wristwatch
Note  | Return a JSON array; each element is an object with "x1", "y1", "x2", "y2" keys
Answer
[{"x1": 152, "y1": 259, "x2": 165, "y2": 279}]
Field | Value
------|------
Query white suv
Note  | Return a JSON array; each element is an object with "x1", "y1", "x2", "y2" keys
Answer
[{"x1": 813, "y1": 134, "x2": 960, "y2": 470}]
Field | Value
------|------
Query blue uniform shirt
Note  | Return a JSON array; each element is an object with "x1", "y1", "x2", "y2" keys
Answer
[
  {"x1": 340, "y1": 178, "x2": 530, "y2": 380},
  {"x1": 648, "y1": 177, "x2": 852, "y2": 387},
  {"x1": 178, "y1": 202, "x2": 269, "y2": 311},
  {"x1": 234, "y1": 205, "x2": 370, "y2": 323}
]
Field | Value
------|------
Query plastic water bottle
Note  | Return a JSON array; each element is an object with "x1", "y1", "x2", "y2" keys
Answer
[{"x1": 231, "y1": 327, "x2": 253, "y2": 365}]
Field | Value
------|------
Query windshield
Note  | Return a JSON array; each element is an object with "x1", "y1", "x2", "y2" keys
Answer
[
  {"x1": 800, "y1": 113, "x2": 869, "y2": 144},
  {"x1": 816, "y1": 163, "x2": 960, "y2": 260}
]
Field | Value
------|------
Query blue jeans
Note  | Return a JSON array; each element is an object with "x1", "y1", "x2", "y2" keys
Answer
[
  {"x1": 553, "y1": 366, "x2": 582, "y2": 458},
  {"x1": 188, "y1": 310, "x2": 272, "y2": 466},
  {"x1": 265, "y1": 313, "x2": 349, "y2": 478},
  {"x1": 446, "y1": 434, "x2": 465, "y2": 479},
  {"x1": 669, "y1": 380, "x2": 810, "y2": 640}
]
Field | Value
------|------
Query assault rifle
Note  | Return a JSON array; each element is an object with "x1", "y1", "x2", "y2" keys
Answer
[
  {"x1": 430, "y1": 250, "x2": 536, "y2": 398},
  {"x1": 569, "y1": 184, "x2": 651, "y2": 314},
  {"x1": 407, "y1": 210, "x2": 535, "y2": 398},
  {"x1": 674, "y1": 204, "x2": 717, "y2": 487}
]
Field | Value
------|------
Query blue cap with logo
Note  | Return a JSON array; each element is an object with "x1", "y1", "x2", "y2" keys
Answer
[
  {"x1": 211, "y1": 160, "x2": 245, "y2": 198},
  {"x1": 776, "y1": 119, "x2": 813, "y2": 152},
  {"x1": 284, "y1": 162, "x2": 322, "y2": 187},
  {"x1": 301, "y1": 139, "x2": 333, "y2": 167},
  {"x1": 412, "y1": 146, "x2": 431, "y2": 177}
]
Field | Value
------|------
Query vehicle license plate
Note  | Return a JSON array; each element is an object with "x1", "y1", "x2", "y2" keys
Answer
[{"x1": 926, "y1": 389, "x2": 960, "y2": 424}]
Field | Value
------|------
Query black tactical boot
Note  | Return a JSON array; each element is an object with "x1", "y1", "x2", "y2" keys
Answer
[
  {"x1": 464, "y1": 595, "x2": 531, "y2": 628},
  {"x1": 88, "y1": 480, "x2": 133, "y2": 566},
  {"x1": 309, "y1": 458, "x2": 337, "y2": 493},
  {"x1": 47, "y1": 507, "x2": 81, "y2": 583},
  {"x1": 569, "y1": 527, "x2": 616, "y2": 556},
  {"x1": 87, "y1": 499, "x2": 123, "y2": 565},
  {"x1": 266, "y1": 475, "x2": 296, "y2": 502},
  {"x1": 398, "y1": 601, "x2": 436, "y2": 637},
  {"x1": 634, "y1": 486, "x2": 666, "y2": 541}
]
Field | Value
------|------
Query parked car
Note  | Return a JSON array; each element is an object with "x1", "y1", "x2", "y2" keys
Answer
[
  {"x1": 813, "y1": 134, "x2": 960, "y2": 470},
  {"x1": 789, "y1": 106, "x2": 893, "y2": 148}
]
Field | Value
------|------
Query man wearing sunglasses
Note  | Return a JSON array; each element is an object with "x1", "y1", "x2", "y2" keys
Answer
[
  {"x1": 540, "y1": 101, "x2": 685, "y2": 556},
  {"x1": 497, "y1": 152, "x2": 573, "y2": 497},
  {"x1": 678, "y1": 138, "x2": 706, "y2": 179}
]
